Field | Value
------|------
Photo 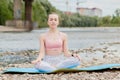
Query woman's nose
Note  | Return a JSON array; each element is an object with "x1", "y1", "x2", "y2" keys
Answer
[{"x1": 52, "y1": 20, "x2": 56, "y2": 23}]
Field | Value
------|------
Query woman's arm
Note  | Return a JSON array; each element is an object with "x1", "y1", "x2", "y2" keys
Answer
[
  {"x1": 63, "y1": 33, "x2": 81, "y2": 61},
  {"x1": 63, "y1": 33, "x2": 71, "y2": 57},
  {"x1": 31, "y1": 34, "x2": 45, "y2": 64}
]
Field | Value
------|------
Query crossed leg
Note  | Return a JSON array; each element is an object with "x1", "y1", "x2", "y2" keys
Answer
[
  {"x1": 56, "y1": 57, "x2": 80, "y2": 68},
  {"x1": 35, "y1": 61, "x2": 57, "y2": 72},
  {"x1": 35, "y1": 57, "x2": 80, "y2": 72}
]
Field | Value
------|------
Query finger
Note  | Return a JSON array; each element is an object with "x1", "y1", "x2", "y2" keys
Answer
[
  {"x1": 73, "y1": 54, "x2": 77, "y2": 58},
  {"x1": 76, "y1": 54, "x2": 81, "y2": 61},
  {"x1": 31, "y1": 61, "x2": 36, "y2": 64},
  {"x1": 31, "y1": 61, "x2": 34, "y2": 64},
  {"x1": 74, "y1": 55, "x2": 79, "y2": 60},
  {"x1": 76, "y1": 53, "x2": 78, "y2": 56},
  {"x1": 32, "y1": 60, "x2": 38, "y2": 64}
]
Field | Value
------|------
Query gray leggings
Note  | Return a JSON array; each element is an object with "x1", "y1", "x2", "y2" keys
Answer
[{"x1": 35, "y1": 54, "x2": 80, "y2": 72}]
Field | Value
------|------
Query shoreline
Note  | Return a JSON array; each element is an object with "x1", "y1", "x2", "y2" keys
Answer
[{"x1": 0, "y1": 26, "x2": 120, "y2": 33}]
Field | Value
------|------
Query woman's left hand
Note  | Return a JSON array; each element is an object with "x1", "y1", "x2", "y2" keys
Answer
[{"x1": 72, "y1": 53, "x2": 81, "y2": 61}]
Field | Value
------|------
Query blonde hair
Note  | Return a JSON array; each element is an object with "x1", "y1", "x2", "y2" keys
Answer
[{"x1": 48, "y1": 12, "x2": 59, "y2": 19}]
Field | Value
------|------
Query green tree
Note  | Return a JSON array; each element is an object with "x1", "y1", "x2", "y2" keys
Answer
[
  {"x1": 0, "y1": 0, "x2": 13, "y2": 25},
  {"x1": 32, "y1": 0, "x2": 59, "y2": 27},
  {"x1": 32, "y1": 0, "x2": 48, "y2": 27},
  {"x1": 102, "y1": 16, "x2": 111, "y2": 24},
  {"x1": 111, "y1": 15, "x2": 120, "y2": 24},
  {"x1": 115, "y1": 8, "x2": 120, "y2": 17}
]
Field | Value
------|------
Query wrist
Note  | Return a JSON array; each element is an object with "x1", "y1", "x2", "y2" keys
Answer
[
  {"x1": 37, "y1": 58, "x2": 43, "y2": 61},
  {"x1": 71, "y1": 53, "x2": 74, "y2": 57}
]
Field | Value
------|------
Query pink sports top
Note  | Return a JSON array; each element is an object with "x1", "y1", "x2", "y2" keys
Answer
[{"x1": 44, "y1": 32, "x2": 63, "y2": 52}]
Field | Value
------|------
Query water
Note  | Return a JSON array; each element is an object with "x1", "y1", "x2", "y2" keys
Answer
[{"x1": 0, "y1": 28, "x2": 120, "y2": 52}]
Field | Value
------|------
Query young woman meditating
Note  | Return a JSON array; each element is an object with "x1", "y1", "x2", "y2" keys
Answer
[{"x1": 32, "y1": 13, "x2": 81, "y2": 71}]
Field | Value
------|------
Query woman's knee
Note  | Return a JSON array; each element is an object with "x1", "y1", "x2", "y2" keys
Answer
[{"x1": 35, "y1": 61, "x2": 56, "y2": 71}]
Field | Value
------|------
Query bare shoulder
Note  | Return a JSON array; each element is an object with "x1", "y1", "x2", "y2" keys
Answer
[{"x1": 60, "y1": 32, "x2": 68, "y2": 39}]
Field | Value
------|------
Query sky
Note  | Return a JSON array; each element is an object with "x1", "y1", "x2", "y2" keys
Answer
[{"x1": 48, "y1": 0, "x2": 120, "y2": 16}]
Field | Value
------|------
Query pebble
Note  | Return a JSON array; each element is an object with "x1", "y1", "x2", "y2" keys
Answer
[{"x1": 0, "y1": 42, "x2": 120, "y2": 80}]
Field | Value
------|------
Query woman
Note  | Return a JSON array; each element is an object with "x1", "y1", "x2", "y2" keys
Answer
[{"x1": 32, "y1": 13, "x2": 80, "y2": 72}]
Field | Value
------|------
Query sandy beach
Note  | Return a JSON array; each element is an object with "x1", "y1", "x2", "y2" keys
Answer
[{"x1": 0, "y1": 27, "x2": 120, "y2": 80}]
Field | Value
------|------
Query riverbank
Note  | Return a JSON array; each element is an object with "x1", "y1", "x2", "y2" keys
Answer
[
  {"x1": 0, "y1": 42, "x2": 120, "y2": 80},
  {"x1": 0, "y1": 26, "x2": 27, "y2": 32},
  {"x1": 1, "y1": 25, "x2": 120, "y2": 32}
]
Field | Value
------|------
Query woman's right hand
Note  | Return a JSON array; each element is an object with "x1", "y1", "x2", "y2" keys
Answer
[{"x1": 31, "y1": 59, "x2": 41, "y2": 64}]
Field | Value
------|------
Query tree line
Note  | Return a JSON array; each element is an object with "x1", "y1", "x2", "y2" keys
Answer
[{"x1": 0, "y1": 0, "x2": 120, "y2": 27}]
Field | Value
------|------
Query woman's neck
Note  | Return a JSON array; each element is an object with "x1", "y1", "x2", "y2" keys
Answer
[{"x1": 49, "y1": 28, "x2": 59, "y2": 33}]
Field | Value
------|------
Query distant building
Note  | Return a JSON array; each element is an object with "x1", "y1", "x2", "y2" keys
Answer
[
  {"x1": 76, "y1": 7, "x2": 102, "y2": 17},
  {"x1": 64, "y1": 11, "x2": 73, "y2": 15}
]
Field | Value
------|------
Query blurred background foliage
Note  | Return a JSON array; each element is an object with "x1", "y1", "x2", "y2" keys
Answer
[
  {"x1": 0, "y1": 0, "x2": 13, "y2": 25},
  {"x1": 0, "y1": 0, "x2": 120, "y2": 27}
]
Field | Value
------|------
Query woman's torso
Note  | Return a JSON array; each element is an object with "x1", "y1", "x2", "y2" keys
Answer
[{"x1": 44, "y1": 32, "x2": 64, "y2": 55}]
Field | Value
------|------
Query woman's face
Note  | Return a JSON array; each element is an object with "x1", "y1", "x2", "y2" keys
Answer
[{"x1": 47, "y1": 14, "x2": 59, "y2": 29}]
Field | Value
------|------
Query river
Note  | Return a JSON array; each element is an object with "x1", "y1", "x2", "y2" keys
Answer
[{"x1": 0, "y1": 27, "x2": 120, "y2": 52}]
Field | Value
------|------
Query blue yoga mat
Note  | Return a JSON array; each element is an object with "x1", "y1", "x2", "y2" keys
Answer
[{"x1": 3, "y1": 64, "x2": 120, "y2": 73}]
